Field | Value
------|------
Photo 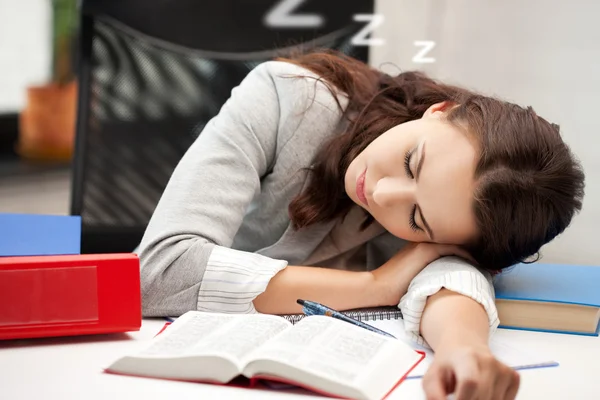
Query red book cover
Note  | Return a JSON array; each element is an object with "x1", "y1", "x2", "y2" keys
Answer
[{"x1": 0, "y1": 253, "x2": 141, "y2": 340}]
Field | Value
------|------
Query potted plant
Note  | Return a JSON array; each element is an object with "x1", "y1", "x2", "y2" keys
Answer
[{"x1": 18, "y1": 0, "x2": 78, "y2": 162}]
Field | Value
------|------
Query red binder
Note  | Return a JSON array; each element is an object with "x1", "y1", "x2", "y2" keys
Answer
[{"x1": 0, "y1": 253, "x2": 141, "y2": 340}]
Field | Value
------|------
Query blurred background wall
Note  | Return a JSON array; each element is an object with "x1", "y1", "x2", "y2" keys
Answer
[
  {"x1": 0, "y1": 0, "x2": 597, "y2": 264},
  {"x1": 370, "y1": 0, "x2": 598, "y2": 265},
  {"x1": 0, "y1": 0, "x2": 71, "y2": 217},
  {"x1": 0, "y1": 0, "x2": 51, "y2": 113}
]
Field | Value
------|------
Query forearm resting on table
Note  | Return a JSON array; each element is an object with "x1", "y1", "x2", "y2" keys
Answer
[
  {"x1": 420, "y1": 288, "x2": 490, "y2": 353},
  {"x1": 254, "y1": 266, "x2": 387, "y2": 315}
]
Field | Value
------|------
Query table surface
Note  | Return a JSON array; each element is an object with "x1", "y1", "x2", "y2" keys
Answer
[{"x1": 1, "y1": 319, "x2": 599, "y2": 400}]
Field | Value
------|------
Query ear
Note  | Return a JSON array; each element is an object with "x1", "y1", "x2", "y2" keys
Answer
[{"x1": 422, "y1": 101, "x2": 456, "y2": 119}]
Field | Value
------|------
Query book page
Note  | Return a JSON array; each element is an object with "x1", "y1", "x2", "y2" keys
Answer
[
  {"x1": 245, "y1": 316, "x2": 400, "y2": 383},
  {"x1": 139, "y1": 312, "x2": 290, "y2": 364}
]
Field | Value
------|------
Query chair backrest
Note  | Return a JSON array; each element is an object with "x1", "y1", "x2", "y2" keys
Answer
[{"x1": 71, "y1": 0, "x2": 374, "y2": 253}]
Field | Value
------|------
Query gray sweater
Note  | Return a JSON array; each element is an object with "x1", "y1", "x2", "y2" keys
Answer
[{"x1": 137, "y1": 61, "x2": 498, "y2": 345}]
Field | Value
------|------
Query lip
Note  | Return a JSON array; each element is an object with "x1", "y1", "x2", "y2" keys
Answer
[{"x1": 356, "y1": 169, "x2": 369, "y2": 206}]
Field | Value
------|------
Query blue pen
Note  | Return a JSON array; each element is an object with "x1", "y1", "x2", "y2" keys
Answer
[{"x1": 297, "y1": 299, "x2": 396, "y2": 339}]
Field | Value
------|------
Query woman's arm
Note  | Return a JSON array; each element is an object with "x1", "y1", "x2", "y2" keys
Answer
[
  {"x1": 421, "y1": 288, "x2": 490, "y2": 353},
  {"x1": 254, "y1": 267, "x2": 382, "y2": 314},
  {"x1": 137, "y1": 61, "x2": 344, "y2": 317},
  {"x1": 420, "y1": 289, "x2": 520, "y2": 400},
  {"x1": 254, "y1": 243, "x2": 475, "y2": 314}
]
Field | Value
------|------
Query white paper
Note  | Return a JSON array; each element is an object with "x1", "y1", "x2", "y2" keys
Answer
[{"x1": 367, "y1": 319, "x2": 559, "y2": 378}]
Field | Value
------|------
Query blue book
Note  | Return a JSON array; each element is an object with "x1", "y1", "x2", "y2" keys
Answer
[
  {"x1": 493, "y1": 263, "x2": 600, "y2": 336},
  {"x1": 0, "y1": 213, "x2": 81, "y2": 256}
]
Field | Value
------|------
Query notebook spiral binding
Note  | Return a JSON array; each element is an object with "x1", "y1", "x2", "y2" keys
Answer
[{"x1": 282, "y1": 306, "x2": 403, "y2": 325}]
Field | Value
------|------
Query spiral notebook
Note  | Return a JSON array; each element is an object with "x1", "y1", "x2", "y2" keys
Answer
[{"x1": 281, "y1": 306, "x2": 403, "y2": 324}]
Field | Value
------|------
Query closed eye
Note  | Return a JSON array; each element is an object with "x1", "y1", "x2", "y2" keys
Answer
[
  {"x1": 404, "y1": 148, "x2": 416, "y2": 179},
  {"x1": 405, "y1": 147, "x2": 423, "y2": 233},
  {"x1": 409, "y1": 204, "x2": 422, "y2": 232}
]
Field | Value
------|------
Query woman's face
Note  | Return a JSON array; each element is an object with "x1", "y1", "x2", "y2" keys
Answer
[{"x1": 345, "y1": 102, "x2": 479, "y2": 245}]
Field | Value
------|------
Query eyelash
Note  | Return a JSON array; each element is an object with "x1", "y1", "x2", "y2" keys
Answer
[
  {"x1": 409, "y1": 205, "x2": 421, "y2": 232},
  {"x1": 403, "y1": 149, "x2": 415, "y2": 179},
  {"x1": 404, "y1": 148, "x2": 422, "y2": 233}
]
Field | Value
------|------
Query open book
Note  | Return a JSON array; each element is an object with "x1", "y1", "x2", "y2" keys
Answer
[{"x1": 106, "y1": 311, "x2": 424, "y2": 400}]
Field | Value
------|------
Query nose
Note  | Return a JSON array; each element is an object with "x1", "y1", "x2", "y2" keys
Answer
[{"x1": 371, "y1": 177, "x2": 415, "y2": 208}]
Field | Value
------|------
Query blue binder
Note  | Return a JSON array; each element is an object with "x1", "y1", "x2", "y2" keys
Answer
[{"x1": 0, "y1": 213, "x2": 81, "y2": 256}]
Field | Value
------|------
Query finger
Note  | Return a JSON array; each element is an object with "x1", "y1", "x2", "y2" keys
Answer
[
  {"x1": 422, "y1": 366, "x2": 449, "y2": 400},
  {"x1": 504, "y1": 370, "x2": 521, "y2": 400},
  {"x1": 477, "y1": 364, "x2": 497, "y2": 400},
  {"x1": 491, "y1": 367, "x2": 514, "y2": 400},
  {"x1": 453, "y1": 247, "x2": 478, "y2": 266},
  {"x1": 438, "y1": 245, "x2": 478, "y2": 266},
  {"x1": 483, "y1": 351, "x2": 512, "y2": 400},
  {"x1": 453, "y1": 355, "x2": 480, "y2": 400}
]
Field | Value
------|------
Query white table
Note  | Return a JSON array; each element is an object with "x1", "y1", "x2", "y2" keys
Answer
[{"x1": 1, "y1": 319, "x2": 599, "y2": 399}]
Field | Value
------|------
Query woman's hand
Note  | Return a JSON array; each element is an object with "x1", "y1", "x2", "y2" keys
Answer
[
  {"x1": 420, "y1": 289, "x2": 520, "y2": 400},
  {"x1": 423, "y1": 343, "x2": 520, "y2": 400},
  {"x1": 370, "y1": 242, "x2": 475, "y2": 306}
]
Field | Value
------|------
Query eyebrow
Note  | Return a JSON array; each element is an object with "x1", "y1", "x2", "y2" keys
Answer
[
  {"x1": 417, "y1": 206, "x2": 435, "y2": 241},
  {"x1": 415, "y1": 141, "x2": 426, "y2": 182},
  {"x1": 415, "y1": 142, "x2": 435, "y2": 240}
]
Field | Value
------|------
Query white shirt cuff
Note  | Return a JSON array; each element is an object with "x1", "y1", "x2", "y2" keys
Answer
[
  {"x1": 197, "y1": 245, "x2": 288, "y2": 313},
  {"x1": 399, "y1": 256, "x2": 500, "y2": 348}
]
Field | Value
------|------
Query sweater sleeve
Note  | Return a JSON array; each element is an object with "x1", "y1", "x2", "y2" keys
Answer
[
  {"x1": 399, "y1": 256, "x2": 500, "y2": 348},
  {"x1": 137, "y1": 61, "x2": 341, "y2": 317}
]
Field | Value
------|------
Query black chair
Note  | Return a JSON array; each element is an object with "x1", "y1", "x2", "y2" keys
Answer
[{"x1": 71, "y1": 0, "x2": 374, "y2": 253}]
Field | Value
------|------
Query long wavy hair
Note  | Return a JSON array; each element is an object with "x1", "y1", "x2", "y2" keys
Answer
[{"x1": 280, "y1": 50, "x2": 585, "y2": 271}]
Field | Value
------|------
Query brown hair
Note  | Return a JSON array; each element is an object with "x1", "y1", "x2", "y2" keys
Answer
[{"x1": 281, "y1": 50, "x2": 585, "y2": 271}]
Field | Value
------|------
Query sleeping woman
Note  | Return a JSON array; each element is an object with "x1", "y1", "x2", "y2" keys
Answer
[{"x1": 137, "y1": 51, "x2": 585, "y2": 400}]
